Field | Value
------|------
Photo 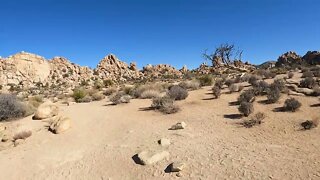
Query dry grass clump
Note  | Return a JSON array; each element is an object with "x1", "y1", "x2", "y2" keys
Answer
[
  {"x1": 302, "y1": 70, "x2": 314, "y2": 78},
  {"x1": 104, "y1": 87, "x2": 118, "y2": 96},
  {"x1": 214, "y1": 79, "x2": 224, "y2": 89},
  {"x1": 212, "y1": 85, "x2": 221, "y2": 99},
  {"x1": 267, "y1": 88, "x2": 281, "y2": 103},
  {"x1": 109, "y1": 92, "x2": 131, "y2": 105},
  {"x1": 132, "y1": 83, "x2": 168, "y2": 99},
  {"x1": 288, "y1": 72, "x2": 294, "y2": 79},
  {"x1": 253, "y1": 81, "x2": 269, "y2": 96},
  {"x1": 248, "y1": 75, "x2": 261, "y2": 86},
  {"x1": 13, "y1": 130, "x2": 32, "y2": 141},
  {"x1": 0, "y1": 94, "x2": 27, "y2": 122},
  {"x1": 300, "y1": 77, "x2": 316, "y2": 89},
  {"x1": 77, "y1": 95, "x2": 92, "y2": 103},
  {"x1": 271, "y1": 79, "x2": 286, "y2": 92},
  {"x1": 151, "y1": 96, "x2": 180, "y2": 114},
  {"x1": 238, "y1": 89, "x2": 256, "y2": 103},
  {"x1": 168, "y1": 85, "x2": 188, "y2": 100},
  {"x1": 283, "y1": 98, "x2": 302, "y2": 112},
  {"x1": 197, "y1": 74, "x2": 213, "y2": 86},
  {"x1": 178, "y1": 80, "x2": 200, "y2": 90},
  {"x1": 300, "y1": 118, "x2": 319, "y2": 130},
  {"x1": 228, "y1": 84, "x2": 239, "y2": 93},
  {"x1": 91, "y1": 92, "x2": 105, "y2": 101},
  {"x1": 241, "y1": 112, "x2": 266, "y2": 128},
  {"x1": 238, "y1": 101, "x2": 254, "y2": 117},
  {"x1": 140, "y1": 89, "x2": 162, "y2": 99}
]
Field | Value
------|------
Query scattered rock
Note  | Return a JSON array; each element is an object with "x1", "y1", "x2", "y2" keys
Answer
[
  {"x1": 48, "y1": 116, "x2": 72, "y2": 134},
  {"x1": 169, "y1": 122, "x2": 187, "y2": 130},
  {"x1": 171, "y1": 162, "x2": 186, "y2": 172},
  {"x1": 33, "y1": 101, "x2": 59, "y2": 120},
  {"x1": 137, "y1": 150, "x2": 170, "y2": 165},
  {"x1": 158, "y1": 138, "x2": 171, "y2": 146}
]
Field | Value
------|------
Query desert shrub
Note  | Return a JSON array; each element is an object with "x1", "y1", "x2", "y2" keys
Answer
[
  {"x1": 179, "y1": 80, "x2": 200, "y2": 90},
  {"x1": 91, "y1": 92, "x2": 105, "y2": 101},
  {"x1": 267, "y1": 88, "x2": 281, "y2": 103},
  {"x1": 214, "y1": 79, "x2": 224, "y2": 89},
  {"x1": 300, "y1": 118, "x2": 319, "y2": 130},
  {"x1": 240, "y1": 74, "x2": 251, "y2": 82},
  {"x1": 238, "y1": 89, "x2": 255, "y2": 103},
  {"x1": 151, "y1": 96, "x2": 179, "y2": 114},
  {"x1": 104, "y1": 87, "x2": 118, "y2": 96},
  {"x1": 168, "y1": 85, "x2": 188, "y2": 100},
  {"x1": 140, "y1": 89, "x2": 161, "y2": 99},
  {"x1": 28, "y1": 95, "x2": 44, "y2": 108},
  {"x1": 302, "y1": 70, "x2": 314, "y2": 78},
  {"x1": 212, "y1": 85, "x2": 221, "y2": 99},
  {"x1": 103, "y1": 79, "x2": 114, "y2": 87},
  {"x1": 121, "y1": 86, "x2": 134, "y2": 95},
  {"x1": 197, "y1": 75, "x2": 213, "y2": 86},
  {"x1": 288, "y1": 72, "x2": 294, "y2": 79},
  {"x1": 300, "y1": 77, "x2": 316, "y2": 89},
  {"x1": 283, "y1": 98, "x2": 302, "y2": 112},
  {"x1": 0, "y1": 94, "x2": 27, "y2": 121},
  {"x1": 238, "y1": 85, "x2": 244, "y2": 92},
  {"x1": 72, "y1": 88, "x2": 87, "y2": 103},
  {"x1": 132, "y1": 83, "x2": 167, "y2": 99},
  {"x1": 313, "y1": 69, "x2": 320, "y2": 77},
  {"x1": 238, "y1": 102, "x2": 254, "y2": 117},
  {"x1": 228, "y1": 84, "x2": 239, "y2": 93},
  {"x1": 270, "y1": 79, "x2": 286, "y2": 92},
  {"x1": 253, "y1": 81, "x2": 269, "y2": 95},
  {"x1": 313, "y1": 85, "x2": 320, "y2": 96},
  {"x1": 248, "y1": 75, "x2": 260, "y2": 86},
  {"x1": 109, "y1": 92, "x2": 131, "y2": 104},
  {"x1": 94, "y1": 80, "x2": 104, "y2": 90},
  {"x1": 13, "y1": 130, "x2": 32, "y2": 141},
  {"x1": 241, "y1": 112, "x2": 266, "y2": 128},
  {"x1": 225, "y1": 79, "x2": 235, "y2": 87},
  {"x1": 77, "y1": 95, "x2": 92, "y2": 103}
]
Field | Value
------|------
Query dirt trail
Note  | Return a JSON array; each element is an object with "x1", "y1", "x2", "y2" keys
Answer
[{"x1": 0, "y1": 87, "x2": 320, "y2": 180}]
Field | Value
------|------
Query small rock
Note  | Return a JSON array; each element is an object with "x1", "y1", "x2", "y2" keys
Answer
[
  {"x1": 33, "y1": 101, "x2": 59, "y2": 120},
  {"x1": 169, "y1": 122, "x2": 187, "y2": 130},
  {"x1": 171, "y1": 162, "x2": 186, "y2": 172},
  {"x1": 14, "y1": 139, "x2": 25, "y2": 147},
  {"x1": 49, "y1": 116, "x2": 72, "y2": 134},
  {"x1": 176, "y1": 172, "x2": 183, "y2": 177},
  {"x1": 158, "y1": 138, "x2": 171, "y2": 146},
  {"x1": 137, "y1": 150, "x2": 170, "y2": 165}
]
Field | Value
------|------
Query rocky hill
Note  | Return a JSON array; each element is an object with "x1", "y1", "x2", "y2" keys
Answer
[{"x1": 276, "y1": 51, "x2": 320, "y2": 67}]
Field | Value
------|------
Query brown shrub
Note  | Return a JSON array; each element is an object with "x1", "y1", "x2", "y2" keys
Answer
[
  {"x1": 283, "y1": 98, "x2": 301, "y2": 112},
  {"x1": 238, "y1": 102, "x2": 254, "y2": 117}
]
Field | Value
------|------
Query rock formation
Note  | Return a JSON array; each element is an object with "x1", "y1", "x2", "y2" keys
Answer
[
  {"x1": 142, "y1": 64, "x2": 182, "y2": 79},
  {"x1": 302, "y1": 51, "x2": 320, "y2": 65},
  {"x1": 276, "y1": 51, "x2": 303, "y2": 67}
]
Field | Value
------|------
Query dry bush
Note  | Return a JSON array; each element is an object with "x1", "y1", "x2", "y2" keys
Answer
[
  {"x1": 13, "y1": 130, "x2": 32, "y2": 141},
  {"x1": 313, "y1": 85, "x2": 320, "y2": 96},
  {"x1": 132, "y1": 83, "x2": 167, "y2": 98},
  {"x1": 284, "y1": 98, "x2": 302, "y2": 112},
  {"x1": 103, "y1": 79, "x2": 114, "y2": 87},
  {"x1": 140, "y1": 89, "x2": 161, "y2": 99},
  {"x1": 267, "y1": 88, "x2": 281, "y2": 103},
  {"x1": 302, "y1": 70, "x2": 314, "y2": 78},
  {"x1": 300, "y1": 118, "x2": 319, "y2": 130},
  {"x1": 72, "y1": 88, "x2": 87, "y2": 103},
  {"x1": 241, "y1": 112, "x2": 266, "y2": 128},
  {"x1": 238, "y1": 89, "x2": 255, "y2": 103},
  {"x1": 104, "y1": 87, "x2": 118, "y2": 96},
  {"x1": 288, "y1": 72, "x2": 294, "y2": 79},
  {"x1": 238, "y1": 102, "x2": 254, "y2": 117},
  {"x1": 91, "y1": 92, "x2": 105, "y2": 101},
  {"x1": 271, "y1": 79, "x2": 286, "y2": 92},
  {"x1": 212, "y1": 85, "x2": 221, "y2": 99},
  {"x1": 151, "y1": 96, "x2": 179, "y2": 114},
  {"x1": 197, "y1": 75, "x2": 213, "y2": 86},
  {"x1": 0, "y1": 94, "x2": 27, "y2": 121},
  {"x1": 109, "y1": 92, "x2": 131, "y2": 105},
  {"x1": 121, "y1": 86, "x2": 134, "y2": 95},
  {"x1": 168, "y1": 85, "x2": 188, "y2": 100},
  {"x1": 77, "y1": 95, "x2": 92, "y2": 103},
  {"x1": 28, "y1": 95, "x2": 44, "y2": 108},
  {"x1": 228, "y1": 84, "x2": 239, "y2": 93},
  {"x1": 248, "y1": 75, "x2": 260, "y2": 86},
  {"x1": 179, "y1": 80, "x2": 200, "y2": 90},
  {"x1": 214, "y1": 79, "x2": 224, "y2": 89},
  {"x1": 300, "y1": 77, "x2": 316, "y2": 89},
  {"x1": 225, "y1": 79, "x2": 235, "y2": 87},
  {"x1": 253, "y1": 81, "x2": 269, "y2": 96}
]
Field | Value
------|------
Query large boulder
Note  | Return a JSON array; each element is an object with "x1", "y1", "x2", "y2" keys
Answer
[
  {"x1": 33, "y1": 101, "x2": 59, "y2": 120},
  {"x1": 49, "y1": 116, "x2": 72, "y2": 134}
]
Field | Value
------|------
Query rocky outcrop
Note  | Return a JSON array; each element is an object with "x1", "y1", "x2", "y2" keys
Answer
[
  {"x1": 94, "y1": 54, "x2": 140, "y2": 81},
  {"x1": 302, "y1": 51, "x2": 320, "y2": 65},
  {"x1": 142, "y1": 64, "x2": 182, "y2": 79},
  {"x1": 276, "y1": 51, "x2": 303, "y2": 67}
]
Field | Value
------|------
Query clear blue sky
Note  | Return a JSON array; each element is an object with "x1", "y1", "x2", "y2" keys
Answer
[{"x1": 0, "y1": 0, "x2": 319, "y2": 69}]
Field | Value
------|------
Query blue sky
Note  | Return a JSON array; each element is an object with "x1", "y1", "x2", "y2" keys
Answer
[{"x1": 0, "y1": 0, "x2": 319, "y2": 69}]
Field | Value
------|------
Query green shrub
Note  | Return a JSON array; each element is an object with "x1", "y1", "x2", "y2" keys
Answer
[
  {"x1": 197, "y1": 75, "x2": 213, "y2": 86},
  {"x1": 73, "y1": 88, "x2": 87, "y2": 103}
]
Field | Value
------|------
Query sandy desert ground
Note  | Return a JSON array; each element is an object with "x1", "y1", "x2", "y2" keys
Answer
[{"x1": 0, "y1": 79, "x2": 320, "y2": 180}]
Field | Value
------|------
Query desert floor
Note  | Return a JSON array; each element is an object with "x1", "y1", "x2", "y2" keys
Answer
[{"x1": 0, "y1": 86, "x2": 320, "y2": 180}]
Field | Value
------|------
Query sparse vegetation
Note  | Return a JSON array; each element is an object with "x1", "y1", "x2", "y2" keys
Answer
[
  {"x1": 283, "y1": 98, "x2": 301, "y2": 112},
  {"x1": 140, "y1": 89, "x2": 161, "y2": 99},
  {"x1": 104, "y1": 87, "x2": 118, "y2": 96},
  {"x1": 151, "y1": 96, "x2": 180, "y2": 114},
  {"x1": 197, "y1": 75, "x2": 213, "y2": 86},
  {"x1": 300, "y1": 77, "x2": 316, "y2": 89},
  {"x1": 168, "y1": 85, "x2": 188, "y2": 100},
  {"x1": 302, "y1": 70, "x2": 314, "y2": 78},
  {"x1": 241, "y1": 112, "x2": 266, "y2": 128},
  {"x1": 72, "y1": 88, "x2": 87, "y2": 103},
  {"x1": 212, "y1": 85, "x2": 221, "y2": 99},
  {"x1": 238, "y1": 89, "x2": 255, "y2": 103},
  {"x1": 178, "y1": 80, "x2": 200, "y2": 90},
  {"x1": 253, "y1": 81, "x2": 269, "y2": 95},
  {"x1": 271, "y1": 79, "x2": 286, "y2": 92},
  {"x1": 109, "y1": 92, "x2": 131, "y2": 105},
  {"x1": 228, "y1": 84, "x2": 238, "y2": 93},
  {"x1": 238, "y1": 101, "x2": 254, "y2": 117},
  {"x1": 267, "y1": 88, "x2": 281, "y2": 103},
  {"x1": 0, "y1": 94, "x2": 27, "y2": 121},
  {"x1": 248, "y1": 75, "x2": 260, "y2": 86}
]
